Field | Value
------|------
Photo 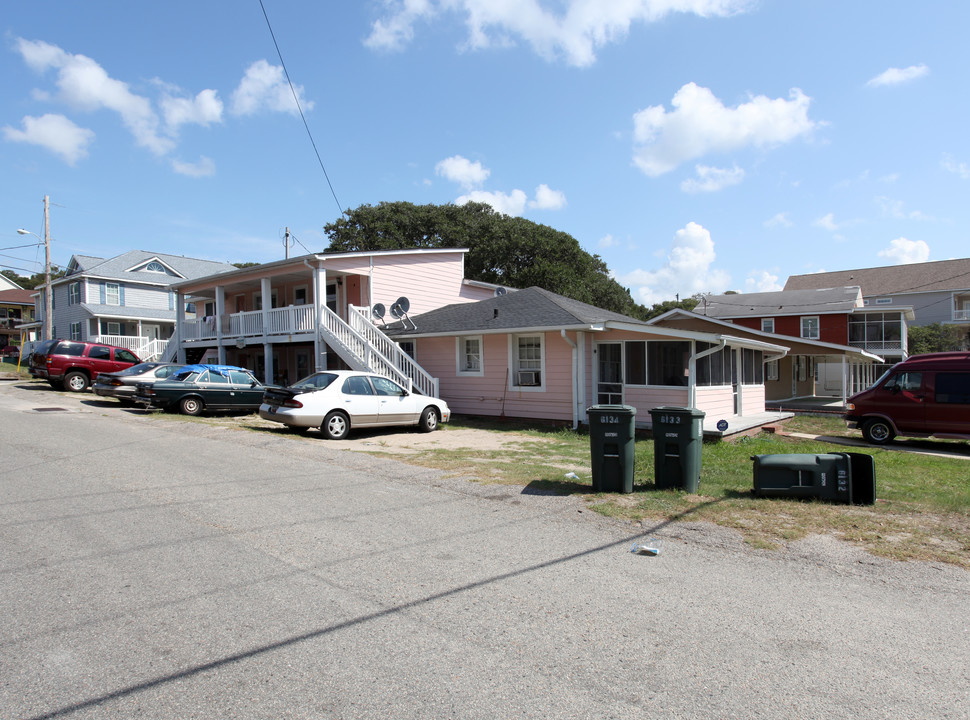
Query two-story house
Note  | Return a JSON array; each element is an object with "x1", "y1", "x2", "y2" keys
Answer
[
  {"x1": 33, "y1": 251, "x2": 237, "y2": 361},
  {"x1": 694, "y1": 287, "x2": 909, "y2": 401},
  {"x1": 785, "y1": 258, "x2": 970, "y2": 335},
  {"x1": 0, "y1": 288, "x2": 35, "y2": 352},
  {"x1": 170, "y1": 248, "x2": 791, "y2": 436}
]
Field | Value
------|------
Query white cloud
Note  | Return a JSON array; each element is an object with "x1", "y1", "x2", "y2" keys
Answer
[
  {"x1": 878, "y1": 237, "x2": 929, "y2": 265},
  {"x1": 867, "y1": 64, "x2": 929, "y2": 87},
  {"x1": 14, "y1": 37, "x2": 173, "y2": 156},
  {"x1": 435, "y1": 155, "x2": 490, "y2": 189},
  {"x1": 875, "y1": 196, "x2": 934, "y2": 222},
  {"x1": 171, "y1": 156, "x2": 216, "y2": 177},
  {"x1": 763, "y1": 212, "x2": 792, "y2": 229},
  {"x1": 632, "y1": 83, "x2": 816, "y2": 176},
  {"x1": 598, "y1": 234, "x2": 618, "y2": 249},
  {"x1": 942, "y1": 154, "x2": 970, "y2": 179},
  {"x1": 615, "y1": 222, "x2": 730, "y2": 305},
  {"x1": 456, "y1": 189, "x2": 528, "y2": 216},
  {"x1": 529, "y1": 183, "x2": 567, "y2": 209},
  {"x1": 161, "y1": 88, "x2": 224, "y2": 132},
  {"x1": 365, "y1": 0, "x2": 752, "y2": 67},
  {"x1": 745, "y1": 270, "x2": 782, "y2": 292},
  {"x1": 814, "y1": 213, "x2": 839, "y2": 231},
  {"x1": 680, "y1": 164, "x2": 744, "y2": 193},
  {"x1": 2, "y1": 113, "x2": 95, "y2": 165},
  {"x1": 231, "y1": 60, "x2": 311, "y2": 116}
]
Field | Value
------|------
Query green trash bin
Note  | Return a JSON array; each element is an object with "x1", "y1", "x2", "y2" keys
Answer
[
  {"x1": 751, "y1": 452, "x2": 876, "y2": 505},
  {"x1": 649, "y1": 406, "x2": 705, "y2": 492},
  {"x1": 587, "y1": 405, "x2": 636, "y2": 493}
]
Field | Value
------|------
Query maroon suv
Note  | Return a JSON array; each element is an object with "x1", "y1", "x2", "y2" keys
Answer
[{"x1": 29, "y1": 339, "x2": 141, "y2": 392}]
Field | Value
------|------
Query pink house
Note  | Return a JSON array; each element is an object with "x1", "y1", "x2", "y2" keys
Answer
[{"x1": 171, "y1": 249, "x2": 789, "y2": 435}]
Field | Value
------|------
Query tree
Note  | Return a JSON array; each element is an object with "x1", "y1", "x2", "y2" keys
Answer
[
  {"x1": 907, "y1": 323, "x2": 969, "y2": 354},
  {"x1": 0, "y1": 267, "x2": 64, "y2": 289},
  {"x1": 324, "y1": 201, "x2": 648, "y2": 317}
]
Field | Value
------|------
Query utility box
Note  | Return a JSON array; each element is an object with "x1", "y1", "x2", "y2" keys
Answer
[
  {"x1": 650, "y1": 406, "x2": 706, "y2": 492},
  {"x1": 751, "y1": 452, "x2": 876, "y2": 505},
  {"x1": 587, "y1": 405, "x2": 637, "y2": 493}
]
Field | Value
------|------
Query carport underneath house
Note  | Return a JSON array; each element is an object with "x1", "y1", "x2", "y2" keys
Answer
[{"x1": 382, "y1": 287, "x2": 794, "y2": 439}]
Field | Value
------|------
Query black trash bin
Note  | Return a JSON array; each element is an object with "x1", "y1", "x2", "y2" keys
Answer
[
  {"x1": 649, "y1": 406, "x2": 705, "y2": 492},
  {"x1": 587, "y1": 405, "x2": 636, "y2": 493},
  {"x1": 751, "y1": 452, "x2": 876, "y2": 505}
]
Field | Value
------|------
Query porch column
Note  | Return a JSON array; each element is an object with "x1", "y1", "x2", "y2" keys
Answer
[
  {"x1": 313, "y1": 264, "x2": 328, "y2": 371},
  {"x1": 841, "y1": 356, "x2": 848, "y2": 406},
  {"x1": 260, "y1": 277, "x2": 271, "y2": 338},
  {"x1": 263, "y1": 341, "x2": 273, "y2": 385},
  {"x1": 215, "y1": 286, "x2": 227, "y2": 365},
  {"x1": 175, "y1": 290, "x2": 186, "y2": 363}
]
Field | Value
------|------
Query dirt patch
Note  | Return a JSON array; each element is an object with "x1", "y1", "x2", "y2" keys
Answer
[{"x1": 302, "y1": 426, "x2": 551, "y2": 455}]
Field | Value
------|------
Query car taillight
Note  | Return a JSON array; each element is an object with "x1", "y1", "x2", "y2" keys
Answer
[
  {"x1": 846, "y1": 402, "x2": 855, "y2": 411},
  {"x1": 282, "y1": 398, "x2": 303, "y2": 408},
  {"x1": 110, "y1": 379, "x2": 124, "y2": 386}
]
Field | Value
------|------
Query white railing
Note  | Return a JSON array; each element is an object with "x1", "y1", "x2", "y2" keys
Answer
[
  {"x1": 348, "y1": 305, "x2": 439, "y2": 397},
  {"x1": 954, "y1": 308, "x2": 970, "y2": 322},
  {"x1": 93, "y1": 335, "x2": 170, "y2": 362},
  {"x1": 849, "y1": 339, "x2": 903, "y2": 352},
  {"x1": 183, "y1": 305, "x2": 317, "y2": 341}
]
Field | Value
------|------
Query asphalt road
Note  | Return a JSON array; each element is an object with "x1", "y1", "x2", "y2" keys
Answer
[{"x1": 1, "y1": 380, "x2": 968, "y2": 719}]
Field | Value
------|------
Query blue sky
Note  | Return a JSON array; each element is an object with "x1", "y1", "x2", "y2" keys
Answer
[{"x1": 2, "y1": 1, "x2": 967, "y2": 305}]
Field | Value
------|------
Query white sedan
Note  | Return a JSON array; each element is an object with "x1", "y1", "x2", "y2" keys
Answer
[{"x1": 259, "y1": 370, "x2": 450, "y2": 439}]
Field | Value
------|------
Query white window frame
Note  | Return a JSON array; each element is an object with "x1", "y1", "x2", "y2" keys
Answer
[
  {"x1": 105, "y1": 283, "x2": 121, "y2": 306},
  {"x1": 69, "y1": 321, "x2": 81, "y2": 340},
  {"x1": 511, "y1": 334, "x2": 544, "y2": 390},
  {"x1": 293, "y1": 285, "x2": 308, "y2": 306},
  {"x1": 875, "y1": 298, "x2": 893, "y2": 305},
  {"x1": 761, "y1": 318, "x2": 774, "y2": 333},
  {"x1": 107, "y1": 321, "x2": 121, "y2": 336},
  {"x1": 456, "y1": 335, "x2": 483, "y2": 376},
  {"x1": 800, "y1": 316, "x2": 819, "y2": 339},
  {"x1": 68, "y1": 281, "x2": 80, "y2": 306},
  {"x1": 766, "y1": 359, "x2": 779, "y2": 381}
]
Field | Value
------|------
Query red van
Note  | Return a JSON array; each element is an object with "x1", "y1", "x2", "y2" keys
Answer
[{"x1": 845, "y1": 351, "x2": 970, "y2": 444}]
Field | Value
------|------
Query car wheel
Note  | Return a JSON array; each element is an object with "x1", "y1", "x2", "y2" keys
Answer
[
  {"x1": 419, "y1": 406, "x2": 439, "y2": 433},
  {"x1": 64, "y1": 371, "x2": 89, "y2": 392},
  {"x1": 179, "y1": 397, "x2": 204, "y2": 416},
  {"x1": 322, "y1": 411, "x2": 350, "y2": 440},
  {"x1": 862, "y1": 418, "x2": 895, "y2": 445}
]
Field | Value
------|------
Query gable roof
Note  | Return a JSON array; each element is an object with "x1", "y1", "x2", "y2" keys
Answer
[
  {"x1": 0, "y1": 288, "x2": 35, "y2": 305},
  {"x1": 785, "y1": 258, "x2": 970, "y2": 297},
  {"x1": 700, "y1": 286, "x2": 863, "y2": 319},
  {"x1": 60, "y1": 250, "x2": 236, "y2": 286},
  {"x1": 384, "y1": 286, "x2": 648, "y2": 336}
]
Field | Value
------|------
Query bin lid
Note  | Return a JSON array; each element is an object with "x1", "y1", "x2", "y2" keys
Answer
[
  {"x1": 586, "y1": 404, "x2": 636, "y2": 414},
  {"x1": 649, "y1": 406, "x2": 706, "y2": 417}
]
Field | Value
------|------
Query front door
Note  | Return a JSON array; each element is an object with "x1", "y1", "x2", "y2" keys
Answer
[
  {"x1": 596, "y1": 343, "x2": 623, "y2": 405},
  {"x1": 143, "y1": 324, "x2": 161, "y2": 341}
]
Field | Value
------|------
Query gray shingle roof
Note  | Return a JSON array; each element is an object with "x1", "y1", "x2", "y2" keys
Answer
[
  {"x1": 62, "y1": 250, "x2": 236, "y2": 285},
  {"x1": 702, "y1": 286, "x2": 862, "y2": 318},
  {"x1": 385, "y1": 286, "x2": 647, "y2": 336},
  {"x1": 79, "y1": 303, "x2": 178, "y2": 321},
  {"x1": 785, "y1": 258, "x2": 970, "y2": 296}
]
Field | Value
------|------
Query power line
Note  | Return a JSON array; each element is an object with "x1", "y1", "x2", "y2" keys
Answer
[{"x1": 259, "y1": 0, "x2": 344, "y2": 217}]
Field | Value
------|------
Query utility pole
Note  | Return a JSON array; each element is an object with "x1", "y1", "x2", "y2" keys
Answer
[
  {"x1": 284, "y1": 226, "x2": 290, "y2": 259},
  {"x1": 43, "y1": 195, "x2": 52, "y2": 341}
]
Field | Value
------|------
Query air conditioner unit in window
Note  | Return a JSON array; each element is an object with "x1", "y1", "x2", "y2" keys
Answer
[{"x1": 516, "y1": 370, "x2": 540, "y2": 386}]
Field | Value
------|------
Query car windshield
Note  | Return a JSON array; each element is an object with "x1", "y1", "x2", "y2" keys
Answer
[{"x1": 292, "y1": 373, "x2": 338, "y2": 390}]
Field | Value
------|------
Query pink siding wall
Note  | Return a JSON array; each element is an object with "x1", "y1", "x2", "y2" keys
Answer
[
  {"x1": 418, "y1": 332, "x2": 576, "y2": 422},
  {"x1": 696, "y1": 386, "x2": 734, "y2": 418},
  {"x1": 370, "y1": 253, "x2": 475, "y2": 316},
  {"x1": 741, "y1": 384, "x2": 766, "y2": 415}
]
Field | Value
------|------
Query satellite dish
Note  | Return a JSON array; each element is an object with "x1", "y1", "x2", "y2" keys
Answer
[
  {"x1": 372, "y1": 303, "x2": 385, "y2": 320},
  {"x1": 494, "y1": 286, "x2": 507, "y2": 297},
  {"x1": 395, "y1": 296, "x2": 410, "y2": 313},
  {"x1": 389, "y1": 303, "x2": 403, "y2": 319}
]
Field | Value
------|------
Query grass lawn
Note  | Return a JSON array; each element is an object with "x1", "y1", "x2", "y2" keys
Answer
[{"x1": 404, "y1": 415, "x2": 970, "y2": 569}]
